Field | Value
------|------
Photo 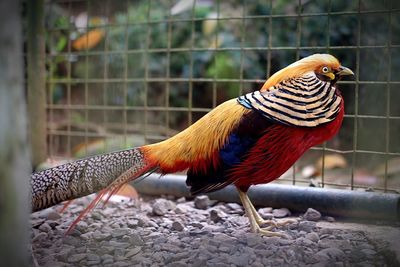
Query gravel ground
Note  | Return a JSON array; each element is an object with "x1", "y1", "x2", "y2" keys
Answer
[{"x1": 30, "y1": 194, "x2": 398, "y2": 267}]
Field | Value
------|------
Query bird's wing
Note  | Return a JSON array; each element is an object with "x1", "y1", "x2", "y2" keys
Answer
[{"x1": 186, "y1": 110, "x2": 274, "y2": 194}]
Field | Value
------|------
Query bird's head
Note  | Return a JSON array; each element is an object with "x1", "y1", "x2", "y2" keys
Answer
[{"x1": 261, "y1": 54, "x2": 354, "y2": 91}]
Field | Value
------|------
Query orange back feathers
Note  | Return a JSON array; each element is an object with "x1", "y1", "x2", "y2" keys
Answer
[
  {"x1": 261, "y1": 54, "x2": 340, "y2": 91},
  {"x1": 143, "y1": 99, "x2": 249, "y2": 172}
]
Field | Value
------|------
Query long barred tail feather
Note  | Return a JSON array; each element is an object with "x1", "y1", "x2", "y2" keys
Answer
[
  {"x1": 65, "y1": 164, "x2": 157, "y2": 234},
  {"x1": 30, "y1": 147, "x2": 153, "y2": 212}
]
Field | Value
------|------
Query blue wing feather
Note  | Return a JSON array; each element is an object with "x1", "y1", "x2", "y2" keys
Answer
[{"x1": 219, "y1": 133, "x2": 256, "y2": 166}]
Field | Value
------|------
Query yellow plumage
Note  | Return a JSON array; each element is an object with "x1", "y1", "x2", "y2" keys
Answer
[
  {"x1": 261, "y1": 54, "x2": 340, "y2": 91},
  {"x1": 143, "y1": 99, "x2": 249, "y2": 169}
]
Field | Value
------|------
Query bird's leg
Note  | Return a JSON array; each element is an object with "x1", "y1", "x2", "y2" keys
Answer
[
  {"x1": 237, "y1": 189, "x2": 289, "y2": 237},
  {"x1": 242, "y1": 192, "x2": 297, "y2": 229}
]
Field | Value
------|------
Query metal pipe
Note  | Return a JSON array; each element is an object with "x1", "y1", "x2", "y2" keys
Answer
[{"x1": 132, "y1": 174, "x2": 400, "y2": 221}]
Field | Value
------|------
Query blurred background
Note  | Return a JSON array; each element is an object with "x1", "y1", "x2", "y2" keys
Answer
[{"x1": 31, "y1": 0, "x2": 400, "y2": 192}]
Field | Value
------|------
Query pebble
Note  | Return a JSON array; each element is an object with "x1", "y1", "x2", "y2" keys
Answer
[
  {"x1": 209, "y1": 209, "x2": 224, "y2": 223},
  {"x1": 298, "y1": 221, "x2": 316, "y2": 232},
  {"x1": 316, "y1": 247, "x2": 345, "y2": 260},
  {"x1": 111, "y1": 228, "x2": 131, "y2": 238},
  {"x1": 30, "y1": 196, "x2": 391, "y2": 267},
  {"x1": 127, "y1": 219, "x2": 139, "y2": 228},
  {"x1": 152, "y1": 199, "x2": 176, "y2": 215},
  {"x1": 272, "y1": 208, "x2": 291, "y2": 218},
  {"x1": 86, "y1": 253, "x2": 100, "y2": 262},
  {"x1": 226, "y1": 203, "x2": 243, "y2": 211},
  {"x1": 38, "y1": 222, "x2": 52, "y2": 233},
  {"x1": 325, "y1": 216, "x2": 335, "y2": 222},
  {"x1": 305, "y1": 232, "x2": 320, "y2": 242},
  {"x1": 32, "y1": 232, "x2": 48, "y2": 243},
  {"x1": 258, "y1": 207, "x2": 274, "y2": 219},
  {"x1": 92, "y1": 230, "x2": 111, "y2": 241},
  {"x1": 303, "y1": 208, "x2": 322, "y2": 221},
  {"x1": 67, "y1": 253, "x2": 86, "y2": 263},
  {"x1": 46, "y1": 210, "x2": 62, "y2": 221},
  {"x1": 194, "y1": 195, "x2": 210, "y2": 210},
  {"x1": 172, "y1": 221, "x2": 185, "y2": 231},
  {"x1": 175, "y1": 204, "x2": 189, "y2": 214}
]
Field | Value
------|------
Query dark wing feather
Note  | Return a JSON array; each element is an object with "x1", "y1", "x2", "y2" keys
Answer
[{"x1": 186, "y1": 110, "x2": 273, "y2": 194}]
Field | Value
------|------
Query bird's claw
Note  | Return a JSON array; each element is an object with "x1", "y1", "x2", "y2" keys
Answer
[
  {"x1": 258, "y1": 218, "x2": 298, "y2": 229},
  {"x1": 256, "y1": 227, "x2": 291, "y2": 239}
]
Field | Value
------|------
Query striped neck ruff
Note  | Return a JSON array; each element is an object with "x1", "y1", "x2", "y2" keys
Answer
[{"x1": 237, "y1": 72, "x2": 342, "y2": 127}]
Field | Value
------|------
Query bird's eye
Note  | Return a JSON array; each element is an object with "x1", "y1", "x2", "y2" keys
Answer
[{"x1": 322, "y1": 66, "x2": 329, "y2": 73}]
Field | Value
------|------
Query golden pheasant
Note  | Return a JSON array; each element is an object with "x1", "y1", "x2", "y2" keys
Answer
[{"x1": 31, "y1": 54, "x2": 353, "y2": 236}]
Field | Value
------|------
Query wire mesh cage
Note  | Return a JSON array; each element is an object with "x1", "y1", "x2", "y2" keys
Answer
[{"x1": 40, "y1": 0, "x2": 400, "y2": 193}]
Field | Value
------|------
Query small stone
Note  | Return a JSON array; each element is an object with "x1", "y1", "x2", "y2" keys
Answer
[
  {"x1": 176, "y1": 197, "x2": 186, "y2": 203},
  {"x1": 46, "y1": 210, "x2": 62, "y2": 221},
  {"x1": 46, "y1": 220, "x2": 59, "y2": 229},
  {"x1": 219, "y1": 246, "x2": 231, "y2": 253},
  {"x1": 127, "y1": 219, "x2": 139, "y2": 228},
  {"x1": 229, "y1": 254, "x2": 250, "y2": 266},
  {"x1": 169, "y1": 261, "x2": 186, "y2": 267},
  {"x1": 80, "y1": 232, "x2": 92, "y2": 240},
  {"x1": 194, "y1": 195, "x2": 210, "y2": 210},
  {"x1": 92, "y1": 230, "x2": 111, "y2": 241},
  {"x1": 130, "y1": 232, "x2": 144, "y2": 245},
  {"x1": 91, "y1": 211, "x2": 102, "y2": 220},
  {"x1": 67, "y1": 253, "x2": 86, "y2": 263},
  {"x1": 203, "y1": 224, "x2": 225, "y2": 233},
  {"x1": 56, "y1": 248, "x2": 72, "y2": 262},
  {"x1": 320, "y1": 228, "x2": 333, "y2": 235},
  {"x1": 304, "y1": 208, "x2": 322, "y2": 221},
  {"x1": 87, "y1": 260, "x2": 101, "y2": 266},
  {"x1": 209, "y1": 209, "x2": 223, "y2": 223},
  {"x1": 316, "y1": 247, "x2": 345, "y2": 260},
  {"x1": 172, "y1": 221, "x2": 185, "y2": 231},
  {"x1": 191, "y1": 222, "x2": 205, "y2": 228},
  {"x1": 103, "y1": 258, "x2": 114, "y2": 264},
  {"x1": 148, "y1": 220, "x2": 159, "y2": 228},
  {"x1": 101, "y1": 254, "x2": 114, "y2": 261},
  {"x1": 175, "y1": 204, "x2": 189, "y2": 214},
  {"x1": 305, "y1": 232, "x2": 320, "y2": 242},
  {"x1": 272, "y1": 208, "x2": 291, "y2": 218},
  {"x1": 75, "y1": 221, "x2": 88, "y2": 233},
  {"x1": 226, "y1": 203, "x2": 243, "y2": 211},
  {"x1": 75, "y1": 246, "x2": 86, "y2": 253},
  {"x1": 152, "y1": 199, "x2": 176, "y2": 215},
  {"x1": 296, "y1": 237, "x2": 314, "y2": 246},
  {"x1": 258, "y1": 208, "x2": 274, "y2": 220},
  {"x1": 99, "y1": 246, "x2": 115, "y2": 254},
  {"x1": 111, "y1": 228, "x2": 131, "y2": 238},
  {"x1": 63, "y1": 235, "x2": 79, "y2": 246},
  {"x1": 298, "y1": 221, "x2": 316, "y2": 232},
  {"x1": 114, "y1": 261, "x2": 130, "y2": 267},
  {"x1": 86, "y1": 253, "x2": 100, "y2": 263},
  {"x1": 245, "y1": 233, "x2": 262, "y2": 247},
  {"x1": 114, "y1": 248, "x2": 126, "y2": 257},
  {"x1": 109, "y1": 241, "x2": 130, "y2": 249},
  {"x1": 318, "y1": 239, "x2": 351, "y2": 251},
  {"x1": 32, "y1": 232, "x2": 48, "y2": 243},
  {"x1": 325, "y1": 216, "x2": 335, "y2": 222},
  {"x1": 68, "y1": 228, "x2": 82, "y2": 237},
  {"x1": 361, "y1": 248, "x2": 377, "y2": 258},
  {"x1": 38, "y1": 222, "x2": 52, "y2": 233}
]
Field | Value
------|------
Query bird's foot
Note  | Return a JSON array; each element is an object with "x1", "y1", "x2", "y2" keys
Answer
[
  {"x1": 252, "y1": 224, "x2": 291, "y2": 239},
  {"x1": 257, "y1": 218, "x2": 298, "y2": 229}
]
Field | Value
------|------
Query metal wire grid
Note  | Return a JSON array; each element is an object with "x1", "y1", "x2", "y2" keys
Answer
[{"x1": 43, "y1": 0, "x2": 400, "y2": 193}]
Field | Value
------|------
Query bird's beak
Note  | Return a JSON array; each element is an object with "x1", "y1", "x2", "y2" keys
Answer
[{"x1": 337, "y1": 66, "x2": 354, "y2": 77}]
